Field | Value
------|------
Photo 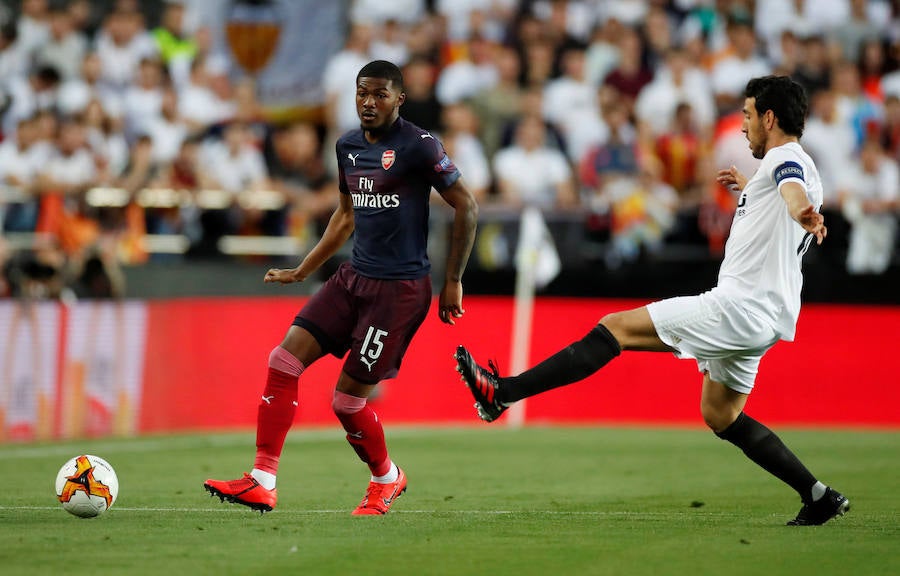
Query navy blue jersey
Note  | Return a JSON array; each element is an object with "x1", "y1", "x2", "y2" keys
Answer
[{"x1": 336, "y1": 117, "x2": 461, "y2": 279}]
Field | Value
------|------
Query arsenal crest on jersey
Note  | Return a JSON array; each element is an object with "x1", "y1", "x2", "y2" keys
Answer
[{"x1": 382, "y1": 150, "x2": 395, "y2": 170}]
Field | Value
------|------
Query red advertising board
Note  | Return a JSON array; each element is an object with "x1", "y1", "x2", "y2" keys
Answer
[
  {"x1": 138, "y1": 297, "x2": 900, "y2": 433},
  {"x1": 2, "y1": 297, "x2": 897, "y2": 443}
]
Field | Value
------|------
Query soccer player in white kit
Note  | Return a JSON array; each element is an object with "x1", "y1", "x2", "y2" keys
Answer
[{"x1": 455, "y1": 76, "x2": 850, "y2": 526}]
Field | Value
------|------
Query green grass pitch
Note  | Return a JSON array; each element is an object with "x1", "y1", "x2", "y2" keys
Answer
[{"x1": 1, "y1": 426, "x2": 897, "y2": 576}]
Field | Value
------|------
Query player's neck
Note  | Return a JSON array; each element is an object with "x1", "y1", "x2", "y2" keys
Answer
[
  {"x1": 764, "y1": 132, "x2": 799, "y2": 155},
  {"x1": 364, "y1": 116, "x2": 400, "y2": 143}
]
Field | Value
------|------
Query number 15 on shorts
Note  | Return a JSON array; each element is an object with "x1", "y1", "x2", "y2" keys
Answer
[{"x1": 360, "y1": 326, "x2": 388, "y2": 372}]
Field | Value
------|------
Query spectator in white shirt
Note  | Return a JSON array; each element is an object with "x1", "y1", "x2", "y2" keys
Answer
[
  {"x1": 58, "y1": 51, "x2": 125, "y2": 122},
  {"x1": 542, "y1": 46, "x2": 604, "y2": 164},
  {"x1": 83, "y1": 99, "x2": 129, "y2": 181},
  {"x1": 0, "y1": 117, "x2": 51, "y2": 231},
  {"x1": 0, "y1": 22, "x2": 28, "y2": 83},
  {"x1": 93, "y1": 8, "x2": 157, "y2": 91},
  {"x1": 711, "y1": 14, "x2": 770, "y2": 114},
  {"x1": 493, "y1": 115, "x2": 577, "y2": 210},
  {"x1": 35, "y1": 117, "x2": 97, "y2": 200},
  {"x1": 178, "y1": 57, "x2": 236, "y2": 133},
  {"x1": 370, "y1": 19, "x2": 410, "y2": 67},
  {"x1": 584, "y1": 17, "x2": 622, "y2": 87},
  {"x1": 635, "y1": 46, "x2": 715, "y2": 139},
  {"x1": 534, "y1": 0, "x2": 596, "y2": 43},
  {"x1": 34, "y1": 6, "x2": 88, "y2": 80},
  {"x1": 435, "y1": 34, "x2": 499, "y2": 106},
  {"x1": 439, "y1": 102, "x2": 491, "y2": 203},
  {"x1": 201, "y1": 122, "x2": 269, "y2": 194},
  {"x1": 800, "y1": 90, "x2": 856, "y2": 208},
  {"x1": 123, "y1": 57, "x2": 166, "y2": 139},
  {"x1": 198, "y1": 121, "x2": 271, "y2": 241},
  {"x1": 838, "y1": 138, "x2": 899, "y2": 275},
  {"x1": 2, "y1": 65, "x2": 61, "y2": 138},
  {"x1": 435, "y1": 0, "x2": 517, "y2": 43},
  {"x1": 143, "y1": 86, "x2": 188, "y2": 165},
  {"x1": 801, "y1": 0, "x2": 851, "y2": 35},
  {"x1": 16, "y1": 0, "x2": 50, "y2": 62},
  {"x1": 322, "y1": 23, "x2": 373, "y2": 135},
  {"x1": 350, "y1": 0, "x2": 426, "y2": 26},
  {"x1": 0, "y1": 116, "x2": 44, "y2": 191}
]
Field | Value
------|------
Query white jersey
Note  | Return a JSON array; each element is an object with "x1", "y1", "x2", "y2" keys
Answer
[{"x1": 716, "y1": 142, "x2": 824, "y2": 341}]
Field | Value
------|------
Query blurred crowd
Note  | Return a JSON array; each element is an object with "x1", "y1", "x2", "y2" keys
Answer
[{"x1": 2, "y1": 0, "x2": 900, "y2": 299}]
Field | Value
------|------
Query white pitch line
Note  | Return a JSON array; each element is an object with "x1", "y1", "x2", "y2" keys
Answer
[{"x1": 0, "y1": 505, "x2": 751, "y2": 517}]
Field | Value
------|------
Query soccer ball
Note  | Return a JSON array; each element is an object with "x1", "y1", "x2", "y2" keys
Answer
[{"x1": 55, "y1": 454, "x2": 119, "y2": 518}]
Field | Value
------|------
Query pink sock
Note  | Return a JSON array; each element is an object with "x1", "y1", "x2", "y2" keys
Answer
[{"x1": 332, "y1": 390, "x2": 391, "y2": 477}]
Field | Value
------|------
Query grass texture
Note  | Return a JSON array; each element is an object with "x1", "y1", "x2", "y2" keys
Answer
[{"x1": 1, "y1": 426, "x2": 897, "y2": 576}]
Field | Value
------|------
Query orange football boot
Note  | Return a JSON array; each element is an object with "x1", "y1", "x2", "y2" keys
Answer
[
  {"x1": 204, "y1": 473, "x2": 277, "y2": 513},
  {"x1": 352, "y1": 468, "x2": 407, "y2": 515}
]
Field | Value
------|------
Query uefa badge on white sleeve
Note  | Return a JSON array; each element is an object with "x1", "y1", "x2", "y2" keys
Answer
[{"x1": 55, "y1": 454, "x2": 119, "y2": 518}]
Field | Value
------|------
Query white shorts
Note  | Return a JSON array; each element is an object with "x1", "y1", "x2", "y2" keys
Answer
[{"x1": 646, "y1": 289, "x2": 780, "y2": 394}]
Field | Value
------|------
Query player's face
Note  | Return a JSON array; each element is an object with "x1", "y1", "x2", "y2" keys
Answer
[
  {"x1": 742, "y1": 97, "x2": 766, "y2": 159},
  {"x1": 356, "y1": 77, "x2": 404, "y2": 134}
]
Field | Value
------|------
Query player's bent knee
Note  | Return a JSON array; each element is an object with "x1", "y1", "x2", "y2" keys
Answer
[
  {"x1": 598, "y1": 312, "x2": 626, "y2": 339},
  {"x1": 700, "y1": 401, "x2": 738, "y2": 433},
  {"x1": 269, "y1": 346, "x2": 304, "y2": 377},
  {"x1": 599, "y1": 312, "x2": 644, "y2": 350},
  {"x1": 332, "y1": 390, "x2": 366, "y2": 416}
]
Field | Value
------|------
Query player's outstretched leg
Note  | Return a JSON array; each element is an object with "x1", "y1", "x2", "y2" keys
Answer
[
  {"x1": 455, "y1": 325, "x2": 622, "y2": 421},
  {"x1": 204, "y1": 473, "x2": 277, "y2": 513},
  {"x1": 454, "y1": 345, "x2": 507, "y2": 422},
  {"x1": 787, "y1": 487, "x2": 850, "y2": 526}
]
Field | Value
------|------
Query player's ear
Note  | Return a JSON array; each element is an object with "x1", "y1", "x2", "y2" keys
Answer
[{"x1": 396, "y1": 91, "x2": 406, "y2": 107}]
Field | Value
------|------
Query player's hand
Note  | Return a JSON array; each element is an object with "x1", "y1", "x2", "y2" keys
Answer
[
  {"x1": 716, "y1": 165, "x2": 748, "y2": 191},
  {"x1": 264, "y1": 268, "x2": 302, "y2": 284},
  {"x1": 439, "y1": 280, "x2": 464, "y2": 326},
  {"x1": 797, "y1": 204, "x2": 827, "y2": 245}
]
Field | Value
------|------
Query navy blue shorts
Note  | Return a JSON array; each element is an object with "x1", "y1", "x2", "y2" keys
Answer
[{"x1": 293, "y1": 262, "x2": 432, "y2": 384}]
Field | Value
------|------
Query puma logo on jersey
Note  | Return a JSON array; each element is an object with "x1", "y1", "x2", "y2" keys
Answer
[
  {"x1": 420, "y1": 133, "x2": 433, "y2": 139},
  {"x1": 348, "y1": 153, "x2": 360, "y2": 166},
  {"x1": 360, "y1": 356, "x2": 377, "y2": 372},
  {"x1": 261, "y1": 395, "x2": 274, "y2": 405}
]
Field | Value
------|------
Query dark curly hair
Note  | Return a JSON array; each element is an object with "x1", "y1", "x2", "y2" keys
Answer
[
  {"x1": 356, "y1": 60, "x2": 404, "y2": 91},
  {"x1": 744, "y1": 75, "x2": 808, "y2": 137}
]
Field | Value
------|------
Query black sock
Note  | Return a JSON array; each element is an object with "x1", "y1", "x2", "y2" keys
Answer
[
  {"x1": 499, "y1": 324, "x2": 621, "y2": 403},
  {"x1": 716, "y1": 412, "x2": 818, "y2": 502}
]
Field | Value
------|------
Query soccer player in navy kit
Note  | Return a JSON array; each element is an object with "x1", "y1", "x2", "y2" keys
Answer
[{"x1": 205, "y1": 61, "x2": 478, "y2": 515}]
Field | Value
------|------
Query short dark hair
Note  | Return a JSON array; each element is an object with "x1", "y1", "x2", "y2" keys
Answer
[
  {"x1": 744, "y1": 75, "x2": 808, "y2": 137},
  {"x1": 356, "y1": 60, "x2": 404, "y2": 91}
]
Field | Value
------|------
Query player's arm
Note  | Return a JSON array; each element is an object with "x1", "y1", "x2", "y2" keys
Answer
[
  {"x1": 264, "y1": 192, "x2": 355, "y2": 284},
  {"x1": 780, "y1": 181, "x2": 827, "y2": 245},
  {"x1": 436, "y1": 178, "x2": 478, "y2": 325}
]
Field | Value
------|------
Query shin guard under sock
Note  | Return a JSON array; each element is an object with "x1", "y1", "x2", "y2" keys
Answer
[
  {"x1": 716, "y1": 412, "x2": 818, "y2": 502},
  {"x1": 332, "y1": 390, "x2": 391, "y2": 477},
  {"x1": 501, "y1": 324, "x2": 622, "y2": 403},
  {"x1": 254, "y1": 347, "x2": 303, "y2": 474}
]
